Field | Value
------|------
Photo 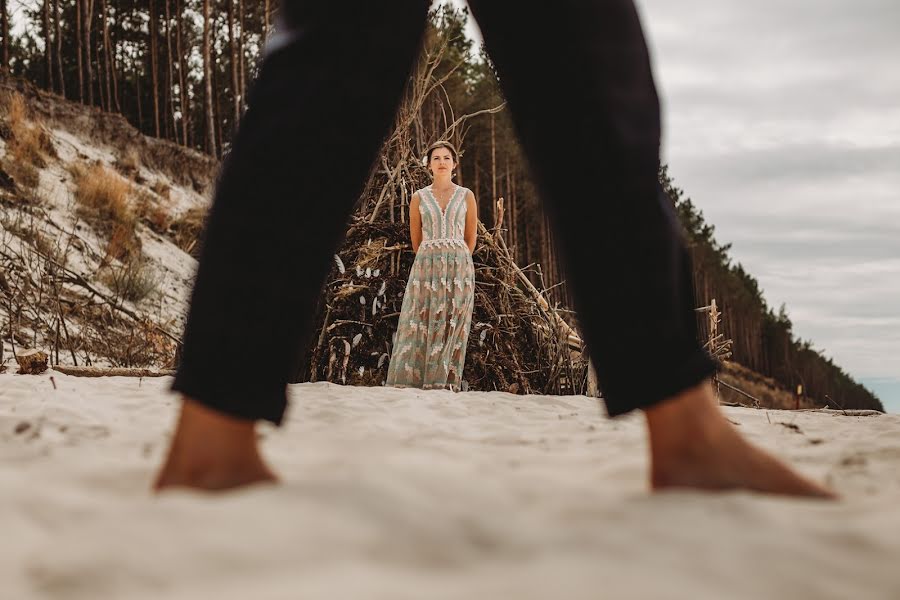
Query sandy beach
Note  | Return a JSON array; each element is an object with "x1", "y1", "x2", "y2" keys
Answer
[{"x1": 2, "y1": 372, "x2": 898, "y2": 599}]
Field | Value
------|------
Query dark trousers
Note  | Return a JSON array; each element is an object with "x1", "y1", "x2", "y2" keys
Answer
[{"x1": 172, "y1": 0, "x2": 716, "y2": 424}]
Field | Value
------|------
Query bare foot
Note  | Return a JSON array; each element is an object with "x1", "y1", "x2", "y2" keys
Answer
[
  {"x1": 153, "y1": 398, "x2": 279, "y2": 492},
  {"x1": 645, "y1": 381, "x2": 836, "y2": 499}
]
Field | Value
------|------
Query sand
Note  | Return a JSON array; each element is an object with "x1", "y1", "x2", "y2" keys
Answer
[{"x1": 1, "y1": 372, "x2": 899, "y2": 599}]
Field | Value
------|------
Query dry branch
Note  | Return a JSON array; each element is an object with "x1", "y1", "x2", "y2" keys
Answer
[
  {"x1": 52, "y1": 365, "x2": 175, "y2": 377},
  {"x1": 798, "y1": 408, "x2": 884, "y2": 417}
]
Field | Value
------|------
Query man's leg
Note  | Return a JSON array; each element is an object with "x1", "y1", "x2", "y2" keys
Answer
[
  {"x1": 155, "y1": 1, "x2": 430, "y2": 491},
  {"x1": 468, "y1": 0, "x2": 832, "y2": 497}
]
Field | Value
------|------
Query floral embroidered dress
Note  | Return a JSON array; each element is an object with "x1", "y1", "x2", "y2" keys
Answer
[{"x1": 385, "y1": 185, "x2": 475, "y2": 391}]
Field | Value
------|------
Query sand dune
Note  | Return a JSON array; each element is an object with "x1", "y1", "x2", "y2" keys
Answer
[{"x1": 2, "y1": 372, "x2": 898, "y2": 599}]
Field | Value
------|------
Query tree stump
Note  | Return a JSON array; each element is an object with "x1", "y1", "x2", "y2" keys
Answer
[{"x1": 15, "y1": 349, "x2": 49, "y2": 375}]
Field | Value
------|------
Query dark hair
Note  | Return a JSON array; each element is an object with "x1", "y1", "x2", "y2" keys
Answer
[{"x1": 425, "y1": 140, "x2": 459, "y2": 164}]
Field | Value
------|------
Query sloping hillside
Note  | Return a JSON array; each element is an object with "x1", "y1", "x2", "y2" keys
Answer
[{"x1": 0, "y1": 78, "x2": 216, "y2": 369}]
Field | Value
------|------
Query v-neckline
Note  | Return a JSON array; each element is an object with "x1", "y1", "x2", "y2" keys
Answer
[{"x1": 429, "y1": 185, "x2": 459, "y2": 218}]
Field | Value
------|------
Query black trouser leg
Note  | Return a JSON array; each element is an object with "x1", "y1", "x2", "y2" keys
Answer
[
  {"x1": 468, "y1": 0, "x2": 716, "y2": 415},
  {"x1": 172, "y1": 1, "x2": 430, "y2": 424}
]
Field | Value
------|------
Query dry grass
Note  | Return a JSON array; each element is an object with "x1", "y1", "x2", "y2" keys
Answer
[
  {"x1": 4, "y1": 92, "x2": 55, "y2": 164},
  {"x1": 113, "y1": 149, "x2": 141, "y2": 180},
  {"x1": 66, "y1": 160, "x2": 87, "y2": 180},
  {"x1": 71, "y1": 161, "x2": 140, "y2": 262},
  {"x1": 151, "y1": 179, "x2": 170, "y2": 200},
  {"x1": 144, "y1": 205, "x2": 171, "y2": 234},
  {"x1": 73, "y1": 162, "x2": 132, "y2": 229},
  {"x1": 2, "y1": 159, "x2": 39, "y2": 194},
  {"x1": 135, "y1": 190, "x2": 172, "y2": 234},
  {"x1": 105, "y1": 222, "x2": 141, "y2": 263},
  {"x1": 169, "y1": 206, "x2": 206, "y2": 255},
  {"x1": 0, "y1": 92, "x2": 55, "y2": 197}
]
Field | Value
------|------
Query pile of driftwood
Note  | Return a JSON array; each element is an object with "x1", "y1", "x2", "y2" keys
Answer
[
  {"x1": 297, "y1": 173, "x2": 591, "y2": 395},
  {"x1": 292, "y1": 23, "x2": 590, "y2": 395}
]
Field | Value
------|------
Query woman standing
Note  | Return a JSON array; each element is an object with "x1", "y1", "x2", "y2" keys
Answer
[{"x1": 386, "y1": 141, "x2": 478, "y2": 391}]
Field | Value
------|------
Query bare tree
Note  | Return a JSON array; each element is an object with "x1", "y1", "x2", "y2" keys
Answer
[
  {"x1": 0, "y1": 0, "x2": 8, "y2": 74},
  {"x1": 149, "y1": 0, "x2": 160, "y2": 136},
  {"x1": 175, "y1": 0, "x2": 189, "y2": 146},
  {"x1": 109, "y1": 0, "x2": 120, "y2": 111},
  {"x1": 54, "y1": 0, "x2": 65, "y2": 97},
  {"x1": 43, "y1": 0, "x2": 54, "y2": 90},
  {"x1": 227, "y1": 0, "x2": 240, "y2": 127},
  {"x1": 202, "y1": 0, "x2": 217, "y2": 155},
  {"x1": 75, "y1": 0, "x2": 84, "y2": 101},
  {"x1": 238, "y1": 0, "x2": 245, "y2": 111},
  {"x1": 164, "y1": 0, "x2": 176, "y2": 139},
  {"x1": 83, "y1": 0, "x2": 95, "y2": 106},
  {"x1": 134, "y1": 45, "x2": 143, "y2": 128},
  {"x1": 100, "y1": 0, "x2": 113, "y2": 110},
  {"x1": 490, "y1": 111, "x2": 497, "y2": 224}
]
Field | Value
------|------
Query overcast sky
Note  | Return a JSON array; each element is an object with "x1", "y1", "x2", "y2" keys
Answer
[{"x1": 452, "y1": 0, "x2": 900, "y2": 412}]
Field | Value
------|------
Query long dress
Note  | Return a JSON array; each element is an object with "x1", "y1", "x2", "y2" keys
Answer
[{"x1": 385, "y1": 185, "x2": 475, "y2": 391}]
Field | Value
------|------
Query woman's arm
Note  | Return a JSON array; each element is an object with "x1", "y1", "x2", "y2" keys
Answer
[
  {"x1": 409, "y1": 192, "x2": 423, "y2": 253},
  {"x1": 464, "y1": 190, "x2": 478, "y2": 254}
]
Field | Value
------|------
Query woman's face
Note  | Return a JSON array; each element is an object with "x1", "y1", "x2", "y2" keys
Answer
[{"x1": 429, "y1": 147, "x2": 456, "y2": 176}]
